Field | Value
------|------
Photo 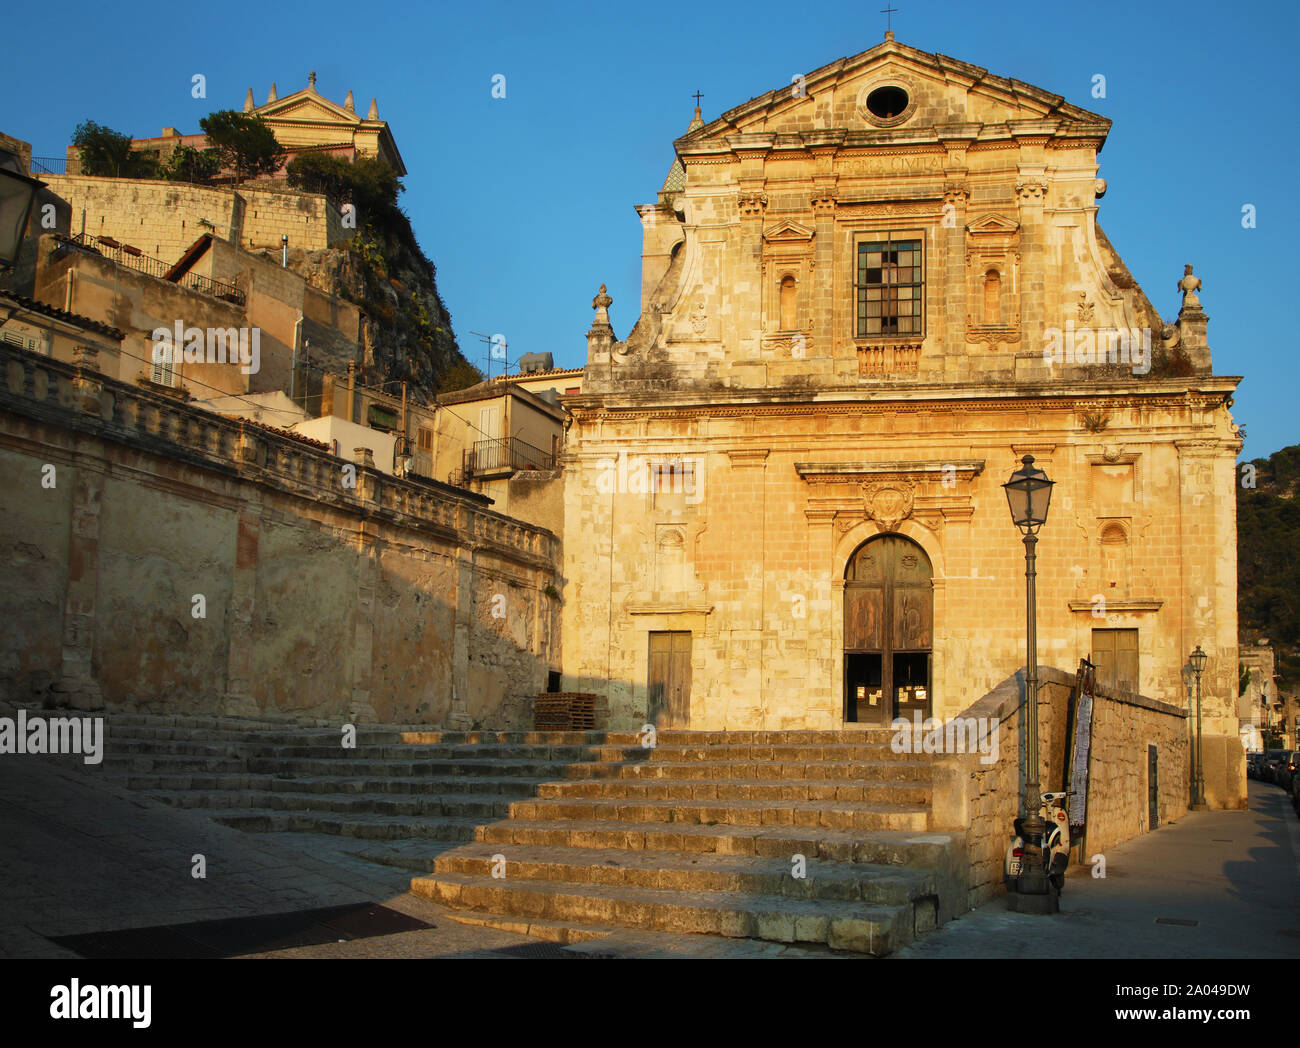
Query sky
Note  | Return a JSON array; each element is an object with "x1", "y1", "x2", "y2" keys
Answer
[{"x1": 5, "y1": 0, "x2": 1297, "y2": 459}]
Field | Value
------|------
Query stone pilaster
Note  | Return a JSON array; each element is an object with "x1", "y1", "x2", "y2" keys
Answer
[
  {"x1": 222, "y1": 496, "x2": 262, "y2": 716},
  {"x1": 54, "y1": 462, "x2": 104, "y2": 710}
]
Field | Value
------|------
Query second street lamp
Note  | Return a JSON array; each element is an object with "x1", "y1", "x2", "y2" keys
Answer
[
  {"x1": 1003, "y1": 454, "x2": 1054, "y2": 904},
  {"x1": 1189, "y1": 645, "x2": 1208, "y2": 810}
]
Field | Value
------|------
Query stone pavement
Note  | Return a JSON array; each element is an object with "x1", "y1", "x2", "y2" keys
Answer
[
  {"x1": 0, "y1": 754, "x2": 537, "y2": 958},
  {"x1": 893, "y1": 780, "x2": 1300, "y2": 958}
]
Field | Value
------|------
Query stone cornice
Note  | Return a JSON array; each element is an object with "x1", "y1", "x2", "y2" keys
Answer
[
  {"x1": 626, "y1": 601, "x2": 715, "y2": 616},
  {"x1": 566, "y1": 376, "x2": 1243, "y2": 419},
  {"x1": 795, "y1": 458, "x2": 984, "y2": 483},
  {"x1": 1067, "y1": 599, "x2": 1164, "y2": 613}
]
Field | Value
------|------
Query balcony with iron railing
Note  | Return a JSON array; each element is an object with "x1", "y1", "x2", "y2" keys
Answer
[
  {"x1": 463, "y1": 436, "x2": 555, "y2": 477},
  {"x1": 62, "y1": 233, "x2": 245, "y2": 306}
]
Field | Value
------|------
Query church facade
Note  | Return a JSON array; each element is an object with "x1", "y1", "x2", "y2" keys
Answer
[{"x1": 559, "y1": 36, "x2": 1244, "y2": 807}]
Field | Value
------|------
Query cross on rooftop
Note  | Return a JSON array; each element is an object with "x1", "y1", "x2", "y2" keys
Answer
[
  {"x1": 692, "y1": 90, "x2": 703, "y2": 109},
  {"x1": 881, "y1": 5, "x2": 898, "y2": 32}
]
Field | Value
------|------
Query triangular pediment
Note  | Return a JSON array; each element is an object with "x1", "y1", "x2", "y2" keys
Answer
[
  {"x1": 256, "y1": 91, "x2": 361, "y2": 126},
  {"x1": 676, "y1": 37, "x2": 1107, "y2": 147},
  {"x1": 966, "y1": 213, "x2": 1020, "y2": 235},
  {"x1": 763, "y1": 220, "x2": 814, "y2": 243}
]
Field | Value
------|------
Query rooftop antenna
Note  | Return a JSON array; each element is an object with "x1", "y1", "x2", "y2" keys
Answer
[{"x1": 468, "y1": 330, "x2": 519, "y2": 380}]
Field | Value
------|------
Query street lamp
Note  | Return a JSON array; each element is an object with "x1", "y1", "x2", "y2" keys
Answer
[
  {"x1": 1003, "y1": 454, "x2": 1055, "y2": 904},
  {"x1": 1189, "y1": 645, "x2": 1208, "y2": 810},
  {"x1": 0, "y1": 163, "x2": 44, "y2": 270}
]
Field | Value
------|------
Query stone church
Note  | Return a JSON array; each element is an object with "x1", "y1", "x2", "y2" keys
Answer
[{"x1": 559, "y1": 34, "x2": 1243, "y2": 805}]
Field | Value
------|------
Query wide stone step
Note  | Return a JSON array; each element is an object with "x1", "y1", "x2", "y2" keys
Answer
[
  {"x1": 556, "y1": 758, "x2": 932, "y2": 782},
  {"x1": 475, "y1": 818, "x2": 955, "y2": 865},
  {"x1": 105, "y1": 771, "x2": 552, "y2": 797},
  {"x1": 506, "y1": 796, "x2": 928, "y2": 832},
  {"x1": 243, "y1": 757, "x2": 605, "y2": 777},
  {"x1": 144, "y1": 789, "x2": 514, "y2": 819},
  {"x1": 409, "y1": 870, "x2": 919, "y2": 954},
  {"x1": 210, "y1": 810, "x2": 487, "y2": 841},
  {"x1": 98, "y1": 754, "x2": 248, "y2": 773},
  {"x1": 535, "y1": 777, "x2": 931, "y2": 804},
  {"x1": 242, "y1": 743, "x2": 643, "y2": 761},
  {"x1": 432, "y1": 842, "x2": 935, "y2": 906}
]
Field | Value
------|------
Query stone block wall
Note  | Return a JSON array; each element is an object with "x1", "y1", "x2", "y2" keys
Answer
[
  {"x1": 0, "y1": 341, "x2": 560, "y2": 726},
  {"x1": 42, "y1": 175, "x2": 343, "y2": 265},
  {"x1": 932, "y1": 664, "x2": 1188, "y2": 908}
]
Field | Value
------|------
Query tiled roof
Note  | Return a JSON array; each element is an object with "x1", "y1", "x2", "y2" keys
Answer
[{"x1": 0, "y1": 291, "x2": 126, "y2": 341}]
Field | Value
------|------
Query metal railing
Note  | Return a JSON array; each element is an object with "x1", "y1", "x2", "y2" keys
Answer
[
  {"x1": 463, "y1": 436, "x2": 555, "y2": 476},
  {"x1": 30, "y1": 156, "x2": 67, "y2": 175},
  {"x1": 66, "y1": 233, "x2": 245, "y2": 306}
]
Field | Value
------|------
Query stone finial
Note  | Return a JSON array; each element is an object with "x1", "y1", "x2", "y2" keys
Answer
[
  {"x1": 267, "y1": 82, "x2": 278, "y2": 103},
  {"x1": 1178, "y1": 263, "x2": 1202, "y2": 311},
  {"x1": 368, "y1": 98, "x2": 379, "y2": 120},
  {"x1": 592, "y1": 283, "x2": 613, "y2": 326},
  {"x1": 308, "y1": 70, "x2": 317, "y2": 88},
  {"x1": 243, "y1": 88, "x2": 254, "y2": 113},
  {"x1": 353, "y1": 447, "x2": 375, "y2": 468},
  {"x1": 344, "y1": 89, "x2": 355, "y2": 113}
]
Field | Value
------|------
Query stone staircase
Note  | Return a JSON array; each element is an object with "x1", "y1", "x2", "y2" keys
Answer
[{"x1": 91, "y1": 714, "x2": 968, "y2": 955}]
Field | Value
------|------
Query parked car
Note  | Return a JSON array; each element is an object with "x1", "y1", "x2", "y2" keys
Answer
[
  {"x1": 1246, "y1": 752, "x2": 1263, "y2": 780},
  {"x1": 1262, "y1": 749, "x2": 1288, "y2": 784},
  {"x1": 1278, "y1": 752, "x2": 1300, "y2": 792}
]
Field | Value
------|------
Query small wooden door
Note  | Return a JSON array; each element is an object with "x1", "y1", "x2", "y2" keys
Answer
[
  {"x1": 844, "y1": 535, "x2": 933, "y2": 724},
  {"x1": 648, "y1": 631, "x2": 692, "y2": 727}
]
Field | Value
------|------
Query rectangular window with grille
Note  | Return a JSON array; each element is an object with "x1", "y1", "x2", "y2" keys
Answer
[{"x1": 856, "y1": 237, "x2": 923, "y2": 338}]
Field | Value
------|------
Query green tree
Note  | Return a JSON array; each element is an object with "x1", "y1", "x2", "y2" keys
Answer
[
  {"x1": 286, "y1": 153, "x2": 402, "y2": 229},
  {"x1": 71, "y1": 120, "x2": 156, "y2": 178},
  {"x1": 198, "y1": 110, "x2": 286, "y2": 182},
  {"x1": 435, "y1": 360, "x2": 485, "y2": 395},
  {"x1": 160, "y1": 145, "x2": 220, "y2": 185}
]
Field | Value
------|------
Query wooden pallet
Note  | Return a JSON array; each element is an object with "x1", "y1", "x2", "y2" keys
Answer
[{"x1": 533, "y1": 692, "x2": 605, "y2": 731}]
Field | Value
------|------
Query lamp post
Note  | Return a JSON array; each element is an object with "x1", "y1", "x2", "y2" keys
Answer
[
  {"x1": 1189, "y1": 645, "x2": 1208, "y2": 810},
  {"x1": 1003, "y1": 454, "x2": 1054, "y2": 903}
]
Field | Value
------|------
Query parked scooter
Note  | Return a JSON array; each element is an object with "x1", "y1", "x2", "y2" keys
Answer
[{"x1": 1004, "y1": 791, "x2": 1071, "y2": 893}]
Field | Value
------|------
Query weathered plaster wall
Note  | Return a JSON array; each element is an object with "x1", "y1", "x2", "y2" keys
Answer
[{"x1": 0, "y1": 341, "x2": 560, "y2": 726}]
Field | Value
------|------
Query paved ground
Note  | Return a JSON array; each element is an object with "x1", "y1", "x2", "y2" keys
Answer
[
  {"x1": 4, "y1": 753, "x2": 1297, "y2": 959},
  {"x1": 893, "y1": 780, "x2": 1300, "y2": 958}
]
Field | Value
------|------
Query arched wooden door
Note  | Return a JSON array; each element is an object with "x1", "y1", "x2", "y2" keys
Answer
[{"x1": 843, "y1": 534, "x2": 933, "y2": 725}]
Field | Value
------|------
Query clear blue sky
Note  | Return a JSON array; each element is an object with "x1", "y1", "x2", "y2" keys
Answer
[{"x1": 6, "y1": 0, "x2": 1296, "y2": 458}]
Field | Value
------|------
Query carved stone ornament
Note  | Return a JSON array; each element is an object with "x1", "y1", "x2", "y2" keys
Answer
[
  {"x1": 1077, "y1": 293, "x2": 1095, "y2": 324},
  {"x1": 1178, "y1": 264, "x2": 1202, "y2": 310},
  {"x1": 737, "y1": 192, "x2": 768, "y2": 217},
  {"x1": 1015, "y1": 181, "x2": 1047, "y2": 203},
  {"x1": 860, "y1": 481, "x2": 915, "y2": 530},
  {"x1": 690, "y1": 298, "x2": 707, "y2": 334}
]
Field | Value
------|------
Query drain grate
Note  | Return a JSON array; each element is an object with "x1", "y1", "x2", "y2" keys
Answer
[
  {"x1": 49, "y1": 902, "x2": 432, "y2": 958},
  {"x1": 1154, "y1": 917, "x2": 1199, "y2": 927}
]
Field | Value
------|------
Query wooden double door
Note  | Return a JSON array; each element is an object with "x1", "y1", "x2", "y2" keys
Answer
[{"x1": 843, "y1": 535, "x2": 933, "y2": 725}]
